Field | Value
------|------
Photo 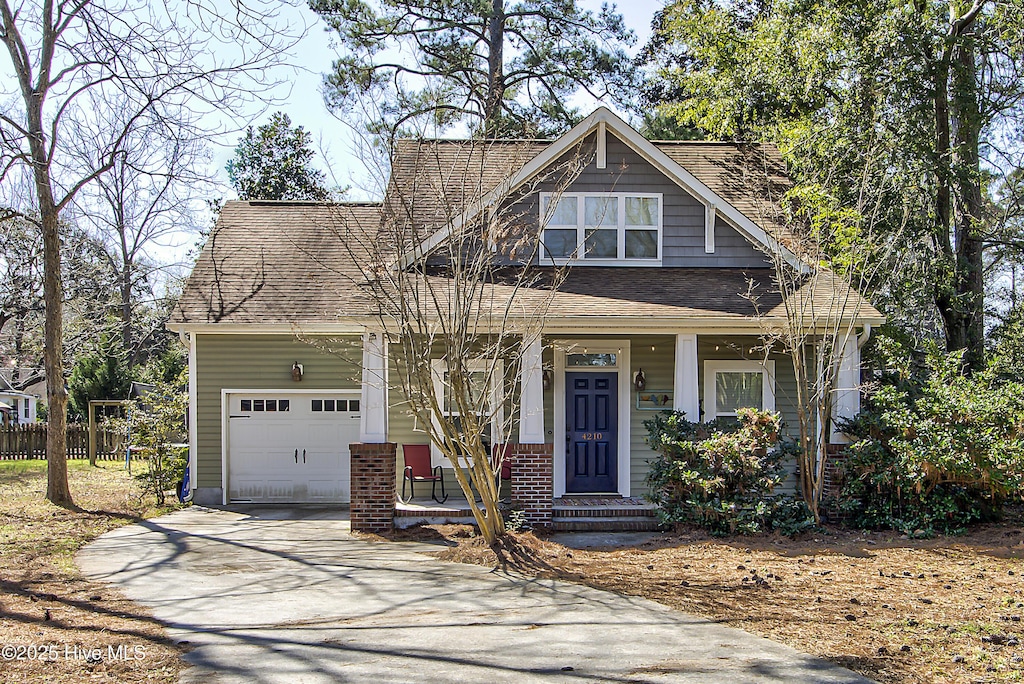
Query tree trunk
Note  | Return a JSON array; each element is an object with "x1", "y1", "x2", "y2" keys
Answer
[
  {"x1": 932, "y1": 6, "x2": 985, "y2": 373},
  {"x1": 22, "y1": 74, "x2": 72, "y2": 505},
  {"x1": 483, "y1": 0, "x2": 505, "y2": 137},
  {"x1": 121, "y1": 257, "x2": 133, "y2": 364},
  {"x1": 41, "y1": 199, "x2": 71, "y2": 505},
  {"x1": 951, "y1": 22, "x2": 985, "y2": 372}
]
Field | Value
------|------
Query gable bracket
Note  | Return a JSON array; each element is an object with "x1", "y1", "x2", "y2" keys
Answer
[{"x1": 705, "y1": 203, "x2": 717, "y2": 254}]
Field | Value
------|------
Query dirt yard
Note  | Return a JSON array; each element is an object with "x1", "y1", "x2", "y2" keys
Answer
[
  {"x1": 0, "y1": 460, "x2": 185, "y2": 683},
  {"x1": 396, "y1": 522, "x2": 1024, "y2": 684}
]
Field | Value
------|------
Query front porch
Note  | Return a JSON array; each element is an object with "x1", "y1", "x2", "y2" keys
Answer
[{"x1": 351, "y1": 330, "x2": 867, "y2": 533}]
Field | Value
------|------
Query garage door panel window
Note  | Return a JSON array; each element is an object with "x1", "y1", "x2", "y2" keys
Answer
[
  {"x1": 239, "y1": 398, "x2": 291, "y2": 412},
  {"x1": 311, "y1": 399, "x2": 358, "y2": 412}
]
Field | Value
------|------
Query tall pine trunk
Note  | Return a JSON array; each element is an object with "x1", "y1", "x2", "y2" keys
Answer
[
  {"x1": 931, "y1": 7, "x2": 985, "y2": 374},
  {"x1": 483, "y1": 0, "x2": 505, "y2": 137},
  {"x1": 951, "y1": 24, "x2": 985, "y2": 372}
]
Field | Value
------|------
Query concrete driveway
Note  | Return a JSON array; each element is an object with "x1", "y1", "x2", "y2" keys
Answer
[{"x1": 78, "y1": 507, "x2": 870, "y2": 683}]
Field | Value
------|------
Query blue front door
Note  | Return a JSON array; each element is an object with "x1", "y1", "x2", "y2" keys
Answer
[{"x1": 565, "y1": 372, "x2": 618, "y2": 493}]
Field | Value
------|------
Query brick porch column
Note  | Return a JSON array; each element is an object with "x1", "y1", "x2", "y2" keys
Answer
[
  {"x1": 349, "y1": 442, "x2": 397, "y2": 533},
  {"x1": 510, "y1": 443, "x2": 554, "y2": 527}
]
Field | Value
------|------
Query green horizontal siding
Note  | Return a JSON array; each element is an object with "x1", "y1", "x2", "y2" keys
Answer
[
  {"x1": 193, "y1": 332, "x2": 808, "y2": 498},
  {"x1": 194, "y1": 334, "x2": 362, "y2": 488},
  {"x1": 629, "y1": 336, "x2": 676, "y2": 497}
]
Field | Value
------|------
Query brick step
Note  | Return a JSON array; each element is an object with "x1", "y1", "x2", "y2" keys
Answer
[
  {"x1": 551, "y1": 506, "x2": 658, "y2": 519},
  {"x1": 552, "y1": 516, "x2": 663, "y2": 532},
  {"x1": 394, "y1": 514, "x2": 477, "y2": 529}
]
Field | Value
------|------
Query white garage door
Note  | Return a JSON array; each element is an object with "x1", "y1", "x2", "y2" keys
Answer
[{"x1": 227, "y1": 392, "x2": 361, "y2": 504}]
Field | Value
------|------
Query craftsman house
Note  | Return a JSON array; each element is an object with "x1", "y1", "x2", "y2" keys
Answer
[{"x1": 168, "y1": 108, "x2": 882, "y2": 531}]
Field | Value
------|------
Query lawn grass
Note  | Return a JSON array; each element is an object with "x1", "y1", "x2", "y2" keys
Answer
[{"x1": 0, "y1": 459, "x2": 185, "y2": 683}]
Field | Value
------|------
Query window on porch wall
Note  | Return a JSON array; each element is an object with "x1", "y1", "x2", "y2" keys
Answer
[
  {"x1": 430, "y1": 360, "x2": 504, "y2": 466},
  {"x1": 703, "y1": 360, "x2": 775, "y2": 421}
]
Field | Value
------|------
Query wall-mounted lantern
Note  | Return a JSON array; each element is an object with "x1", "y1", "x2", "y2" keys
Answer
[
  {"x1": 291, "y1": 362, "x2": 304, "y2": 382},
  {"x1": 542, "y1": 368, "x2": 553, "y2": 390},
  {"x1": 633, "y1": 368, "x2": 646, "y2": 392}
]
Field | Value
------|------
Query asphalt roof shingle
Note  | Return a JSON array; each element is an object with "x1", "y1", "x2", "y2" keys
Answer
[{"x1": 171, "y1": 138, "x2": 882, "y2": 327}]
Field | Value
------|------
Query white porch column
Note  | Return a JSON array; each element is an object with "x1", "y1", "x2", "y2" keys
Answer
[
  {"x1": 359, "y1": 330, "x2": 389, "y2": 443},
  {"x1": 187, "y1": 332, "x2": 198, "y2": 495},
  {"x1": 673, "y1": 333, "x2": 700, "y2": 421},
  {"x1": 519, "y1": 334, "x2": 545, "y2": 444},
  {"x1": 831, "y1": 329, "x2": 861, "y2": 443}
]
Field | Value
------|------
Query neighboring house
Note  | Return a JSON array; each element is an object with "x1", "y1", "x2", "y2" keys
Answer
[
  {"x1": 168, "y1": 108, "x2": 883, "y2": 528},
  {"x1": 0, "y1": 375, "x2": 38, "y2": 424}
]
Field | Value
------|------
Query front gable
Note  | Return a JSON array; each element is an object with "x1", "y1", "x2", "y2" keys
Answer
[
  {"x1": 401, "y1": 107, "x2": 802, "y2": 272},
  {"x1": 495, "y1": 129, "x2": 770, "y2": 268}
]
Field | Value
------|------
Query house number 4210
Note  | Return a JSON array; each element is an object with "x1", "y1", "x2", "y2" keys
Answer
[{"x1": 581, "y1": 433, "x2": 603, "y2": 441}]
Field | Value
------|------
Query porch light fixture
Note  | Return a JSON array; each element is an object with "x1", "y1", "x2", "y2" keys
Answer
[
  {"x1": 542, "y1": 369, "x2": 553, "y2": 390},
  {"x1": 633, "y1": 368, "x2": 646, "y2": 392},
  {"x1": 291, "y1": 362, "x2": 303, "y2": 382}
]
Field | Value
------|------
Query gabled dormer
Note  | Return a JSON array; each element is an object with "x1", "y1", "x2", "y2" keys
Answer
[{"x1": 392, "y1": 107, "x2": 802, "y2": 272}]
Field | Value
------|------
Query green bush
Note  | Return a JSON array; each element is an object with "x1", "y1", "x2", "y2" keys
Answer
[
  {"x1": 837, "y1": 350, "x2": 1024, "y2": 535},
  {"x1": 644, "y1": 408, "x2": 812, "y2": 536},
  {"x1": 110, "y1": 369, "x2": 188, "y2": 505}
]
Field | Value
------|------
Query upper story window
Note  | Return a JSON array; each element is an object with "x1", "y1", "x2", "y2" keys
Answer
[{"x1": 541, "y1": 192, "x2": 662, "y2": 264}]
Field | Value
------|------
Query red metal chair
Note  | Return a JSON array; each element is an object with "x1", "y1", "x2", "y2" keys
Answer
[
  {"x1": 492, "y1": 443, "x2": 512, "y2": 503},
  {"x1": 401, "y1": 444, "x2": 447, "y2": 504}
]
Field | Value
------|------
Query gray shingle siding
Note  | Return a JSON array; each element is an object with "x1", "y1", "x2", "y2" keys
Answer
[{"x1": 502, "y1": 132, "x2": 770, "y2": 268}]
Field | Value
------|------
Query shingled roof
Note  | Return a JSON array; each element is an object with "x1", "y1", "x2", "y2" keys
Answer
[
  {"x1": 385, "y1": 137, "x2": 795, "y2": 248},
  {"x1": 172, "y1": 201, "x2": 383, "y2": 325},
  {"x1": 172, "y1": 200, "x2": 881, "y2": 327},
  {"x1": 170, "y1": 123, "x2": 882, "y2": 328}
]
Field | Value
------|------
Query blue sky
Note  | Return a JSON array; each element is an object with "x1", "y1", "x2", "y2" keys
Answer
[{"x1": 217, "y1": 0, "x2": 668, "y2": 198}]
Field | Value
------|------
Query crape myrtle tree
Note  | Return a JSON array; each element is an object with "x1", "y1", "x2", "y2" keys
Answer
[
  {"x1": 227, "y1": 112, "x2": 332, "y2": 201},
  {"x1": 324, "y1": 130, "x2": 589, "y2": 547},
  {"x1": 0, "y1": 0, "x2": 298, "y2": 505},
  {"x1": 309, "y1": 0, "x2": 638, "y2": 137},
  {"x1": 644, "y1": 0, "x2": 1024, "y2": 373},
  {"x1": 755, "y1": 183, "x2": 904, "y2": 524}
]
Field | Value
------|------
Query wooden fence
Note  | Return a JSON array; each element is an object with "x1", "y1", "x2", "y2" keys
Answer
[{"x1": 0, "y1": 424, "x2": 124, "y2": 460}]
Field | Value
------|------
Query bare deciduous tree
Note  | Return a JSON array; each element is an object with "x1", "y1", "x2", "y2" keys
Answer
[
  {"x1": 323, "y1": 129, "x2": 588, "y2": 546},
  {"x1": 0, "y1": 0, "x2": 299, "y2": 505},
  {"x1": 71, "y1": 106, "x2": 213, "y2": 366},
  {"x1": 749, "y1": 159, "x2": 901, "y2": 524}
]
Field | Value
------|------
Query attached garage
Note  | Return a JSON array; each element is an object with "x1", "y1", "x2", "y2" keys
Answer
[{"x1": 225, "y1": 391, "x2": 361, "y2": 504}]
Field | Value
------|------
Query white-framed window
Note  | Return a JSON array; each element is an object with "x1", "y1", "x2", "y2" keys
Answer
[
  {"x1": 703, "y1": 360, "x2": 775, "y2": 420},
  {"x1": 540, "y1": 192, "x2": 662, "y2": 264},
  {"x1": 430, "y1": 359, "x2": 505, "y2": 467}
]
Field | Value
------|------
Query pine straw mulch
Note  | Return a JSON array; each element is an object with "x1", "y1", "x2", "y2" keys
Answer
[
  {"x1": 0, "y1": 460, "x2": 186, "y2": 683},
  {"x1": 387, "y1": 522, "x2": 1024, "y2": 684}
]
